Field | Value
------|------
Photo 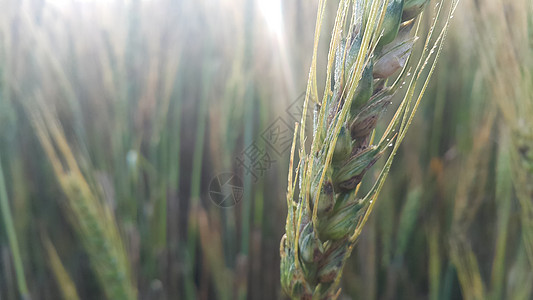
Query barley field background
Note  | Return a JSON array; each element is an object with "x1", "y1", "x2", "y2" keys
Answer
[{"x1": 0, "y1": 0, "x2": 532, "y2": 299}]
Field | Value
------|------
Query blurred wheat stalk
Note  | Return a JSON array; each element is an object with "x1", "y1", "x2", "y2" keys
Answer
[
  {"x1": 448, "y1": 0, "x2": 533, "y2": 299},
  {"x1": 26, "y1": 96, "x2": 136, "y2": 299},
  {"x1": 0, "y1": 155, "x2": 29, "y2": 299},
  {"x1": 280, "y1": 0, "x2": 456, "y2": 298},
  {"x1": 483, "y1": 0, "x2": 533, "y2": 267}
]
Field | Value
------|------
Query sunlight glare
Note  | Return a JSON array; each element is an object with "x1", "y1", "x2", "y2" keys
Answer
[{"x1": 258, "y1": 0, "x2": 283, "y2": 37}]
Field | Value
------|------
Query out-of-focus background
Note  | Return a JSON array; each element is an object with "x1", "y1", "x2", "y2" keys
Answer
[{"x1": 0, "y1": 0, "x2": 532, "y2": 299}]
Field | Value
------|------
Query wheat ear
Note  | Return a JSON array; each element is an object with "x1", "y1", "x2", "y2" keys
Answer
[{"x1": 280, "y1": 0, "x2": 455, "y2": 298}]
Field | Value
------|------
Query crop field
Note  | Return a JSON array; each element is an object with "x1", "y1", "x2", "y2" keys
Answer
[{"x1": 0, "y1": 0, "x2": 532, "y2": 299}]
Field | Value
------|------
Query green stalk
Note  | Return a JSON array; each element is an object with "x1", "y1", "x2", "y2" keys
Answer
[
  {"x1": 239, "y1": 83, "x2": 254, "y2": 300},
  {"x1": 185, "y1": 57, "x2": 213, "y2": 300},
  {"x1": 0, "y1": 154, "x2": 30, "y2": 299},
  {"x1": 490, "y1": 135, "x2": 512, "y2": 300},
  {"x1": 167, "y1": 66, "x2": 183, "y2": 298},
  {"x1": 238, "y1": 1, "x2": 256, "y2": 299},
  {"x1": 428, "y1": 224, "x2": 441, "y2": 300}
]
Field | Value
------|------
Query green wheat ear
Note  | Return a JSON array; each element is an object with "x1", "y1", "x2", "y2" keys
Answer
[
  {"x1": 280, "y1": 0, "x2": 457, "y2": 298},
  {"x1": 26, "y1": 97, "x2": 137, "y2": 300}
]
